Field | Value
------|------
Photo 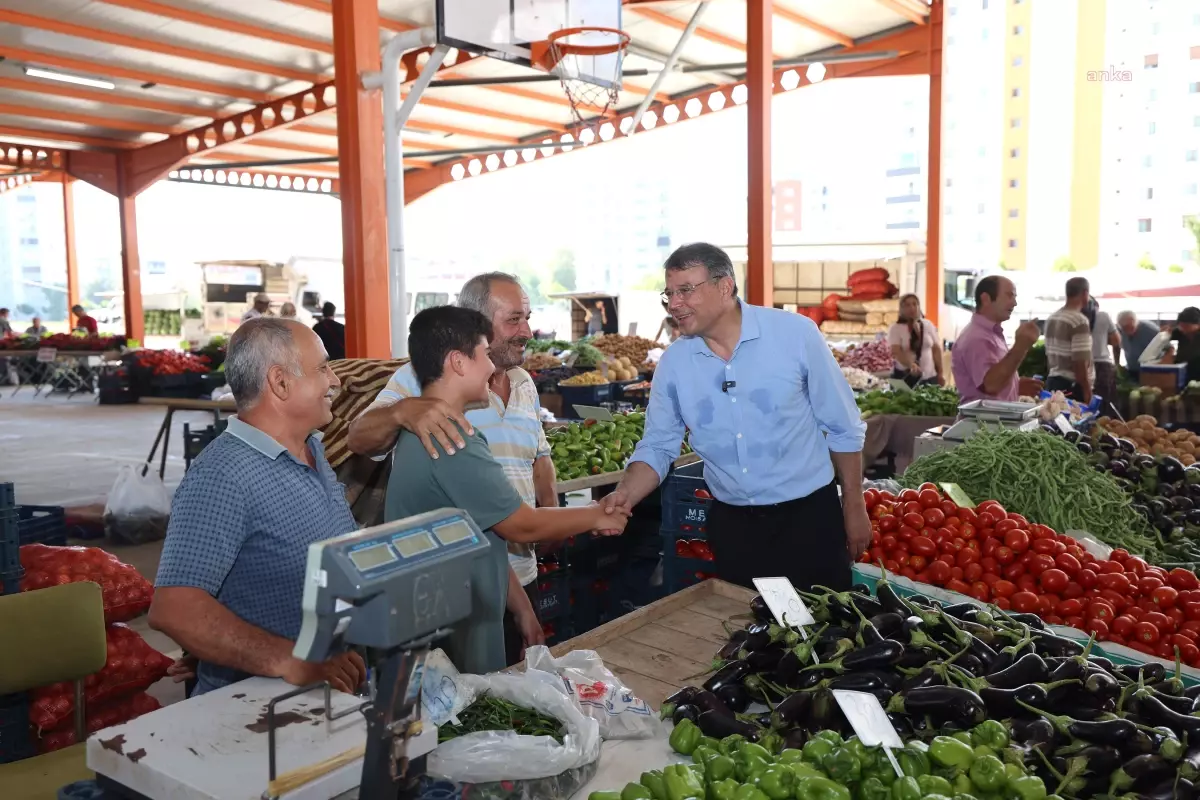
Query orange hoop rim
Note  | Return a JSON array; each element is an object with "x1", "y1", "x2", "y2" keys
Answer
[{"x1": 545, "y1": 26, "x2": 631, "y2": 57}]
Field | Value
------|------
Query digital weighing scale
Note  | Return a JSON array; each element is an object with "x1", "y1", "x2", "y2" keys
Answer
[
  {"x1": 87, "y1": 509, "x2": 491, "y2": 800},
  {"x1": 941, "y1": 399, "x2": 1041, "y2": 442}
]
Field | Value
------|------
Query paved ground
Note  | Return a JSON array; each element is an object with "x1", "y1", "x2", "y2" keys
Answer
[{"x1": 0, "y1": 391, "x2": 228, "y2": 707}]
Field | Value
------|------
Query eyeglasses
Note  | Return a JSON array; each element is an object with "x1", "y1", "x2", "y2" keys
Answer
[{"x1": 661, "y1": 277, "x2": 720, "y2": 304}]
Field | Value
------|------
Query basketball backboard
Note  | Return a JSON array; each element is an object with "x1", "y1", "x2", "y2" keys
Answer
[{"x1": 436, "y1": 0, "x2": 623, "y2": 90}]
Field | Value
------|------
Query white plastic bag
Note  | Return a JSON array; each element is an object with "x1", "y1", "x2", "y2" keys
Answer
[
  {"x1": 426, "y1": 656, "x2": 601, "y2": 784},
  {"x1": 524, "y1": 646, "x2": 660, "y2": 740},
  {"x1": 103, "y1": 465, "x2": 171, "y2": 545}
]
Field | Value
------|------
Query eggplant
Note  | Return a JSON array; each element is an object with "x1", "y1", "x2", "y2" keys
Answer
[
  {"x1": 1097, "y1": 432, "x2": 1120, "y2": 450},
  {"x1": 1066, "y1": 743, "x2": 1123, "y2": 776},
  {"x1": 1135, "y1": 691, "x2": 1200, "y2": 739},
  {"x1": 840, "y1": 639, "x2": 906, "y2": 672},
  {"x1": 1083, "y1": 669, "x2": 1121, "y2": 700},
  {"x1": 688, "y1": 689, "x2": 733, "y2": 717},
  {"x1": 1076, "y1": 441, "x2": 1093, "y2": 455},
  {"x1": 886, "y1": 686, "x2": 987, "y2": 727},
  {"x1": 769, "y1": 691, "x2": 811, "y2": 730},
  {"x1": 775, "y1": 649, "x2": 801, "y2": 685},
  {"x1": 979, "y1": 683, "x2": 1047, "y2": 717},
  {"x1": 1011, "y1": 717, "x2": 1058, "y2": 753},
  {"x1": 1008, "y1": 612, "x2": 1047, "y2": 630},
  {"x1": 1122, "y1": 728, "x2": 1157, "y2": 757},
  {"x1": 900, "y1": 666, "x2": 945, "y2": 692},
  {"x1": 941, "y1": 602, "x2": 979, "y2": 620},
  {"x1": 1118, "y1": 662, "x2": 1167, "y2": 683},
  {"x1": 1174, "y1": 495, "x2": 1197, "y2": 512},
  {"x1": 807, "y1": 688, "x2": 849, "y2": 735},
  {"x1": 1140, "y1": 777, "x2": 1197, "y2": 800},
  {"x1": 704, "y1": 660, "x2": 752, "y2": 693},
  {"x1": 1161, "y1": 483, "x2": 1178, "y2": 499},
  {"x1": 1111, "y1": 754, "x2": 1175, "y2": 793},
  {"x1": 868, "y1": 612, "x2": 906, "y2": 638},
  {"x1": 672, "y1": 704, "x2": 699, "y2": 725},
  {"x1": 1118, "y1": 437, "x2": 1137, "y2": 453},
  {"x1": 750, "y1": 595, "x2": 772, "y2": 622},
  {"x1": 742, "y1": 622, "x2": 772, "y2": 652},
  {"x1": 1161, "y1": 456, "x2": 1187, "y2": 485},
  {"x1": 1181, "y1": 744, "x2": 1200, "y2": 782},
  {"x1": 715, "y1": 683, "x2": 749, "y2": 713},
  {"x1": 716, "y1": 637, "x2": 745, "y2": 661},
  {"x1": 1032, "y1": 631, "x2": 1085, "y2": 658},
  {"x1": 897, "y1": 648, "x2": 937, "y2": 670},
  {"x1": 985, "y1": 653, "x2": 1050, "y2": 689},
  {"x1": 742, "y1": 645, "x2": 785, "y2": 672},
  {"x1": 828, "y1": 670, "x2": 896, "y2": 694},
  {"x1": 1067, "y1": 717, "x2": 1140, "y2": 747},
  {"x1": 783, "y1": 728, "x2": 808, "y2": 751},
  {"x1": 875, "y1": 581, "x2": 909, "y2": 616},
  {"x1": 696, "y1": 708, "x2": 759, "y2": 741},
  {"x1": 661, "y1": 685, "x2": 698, "y2": 717},
  {"x1": 1143, "y1": 690, "x2": 1195, "y2": 714}
]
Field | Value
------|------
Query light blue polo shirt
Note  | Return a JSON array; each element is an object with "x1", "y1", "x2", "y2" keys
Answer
[{"x1": 155, "y1": 416, "x2": 358, "y2": 696}]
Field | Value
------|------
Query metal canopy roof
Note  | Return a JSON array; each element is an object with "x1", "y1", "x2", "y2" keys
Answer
[{"x1": 0, "y1": 0, "x2": 930, "y2": 194}]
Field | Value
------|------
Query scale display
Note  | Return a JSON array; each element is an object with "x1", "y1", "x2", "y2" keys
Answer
[
  {"x1": 395, "y1": 531, "x2": 437, "y2": 558},
  {"x1": 433, "y1": 519, "x2": 473, "y2": 546},
  {"x1": 349, "y1": 542, "x2": 398, "y2": 571}
]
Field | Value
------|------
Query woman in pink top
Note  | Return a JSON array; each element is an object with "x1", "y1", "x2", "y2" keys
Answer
[{"x1": 888, "y1": 294, "x2": 945, "y2": 387}]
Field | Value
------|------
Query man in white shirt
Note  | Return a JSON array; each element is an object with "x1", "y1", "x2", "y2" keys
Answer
[{"x1": 240, "y1": 293, "x2": 272, "y2": 324}]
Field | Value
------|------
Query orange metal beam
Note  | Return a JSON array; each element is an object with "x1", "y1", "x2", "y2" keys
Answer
[
  {"x1": 94, "y1": 0, "x2": 336, "y2": 54},
  {"x1": 746, "y1": 0, "x2": 773, "y2": 308},
  {"x1": 1, "y1": 45, "x2": 273, "y2": 103},
  {"x1": 0, "y1": 101, "x2": 181, "y2": 135},
  {"x1": 333, "y1": 0, "x2": 390, "y2": 358},
  {"x1": 269, "y1": 0, "x2": 416, "y2": 32},
  {"x1": 0, "y1": 10, "x2": 321, "y2": 83},
  {"x1": 419, "y1": 97, "x2": 568, "y2": 132},
  {"x1": 872, "y1": 0, "x2": 928, "y2": 26},
  {"x1": 923, "y1": 0, "x2": 943, "y2": 327},
  {"x1": 0, "y1": 76, "x2": 209, "y2": 118},
  {"x1": 116, "y1": 151, "x2": 143, "y2": 343},
  {"x1": 0, "y1": 124, "x2": 137, "y2": 149},
  {"x1": 62, "y1": 173, "x2": 80, "y2": 310},
  {"x1": 407, "y1": 119, "x2": 523, "y2": 144},
  {"x1": 632, "y1": 8, "x2": 752, "y2": 54},
  {"x1": 289, "y1": 121, "x2": 464, "y2": 151},
  {"x1": 774, "y1": 6, "x2": 854, "y2": 47}
]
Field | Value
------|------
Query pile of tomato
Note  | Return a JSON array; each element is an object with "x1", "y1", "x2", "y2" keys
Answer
[
  {"x1": 675, "y1": 538, "x2": 715, "y2": 562},
  {"x1": 130, "y1": 349, "x2": 211, "y2": 376},
  {"x1": 862, "y1": 483, "x2": 1200, "y2": 667}
]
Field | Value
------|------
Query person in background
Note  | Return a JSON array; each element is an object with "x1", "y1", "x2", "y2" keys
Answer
[
  {"x1": 888, "y1": 293, "x2": 944, "y2": 387},
  {"x1": 0, "y1": 308, "x2": 11, "y2": 336},
  {"x1": 348, "y1": 273, "x2": 559, "y2": 666},
  {"x1": 312, "y1": 301, "x2": 345, "y2": 361},
  {"x1": 71, "y1": 305, "x2": 98, "y2": 335},
  {"x1": 25, "y1": 316, "x2": 47, "y2": 336},
  {"x1": 1087, "y1": 299, "x2": 1120, "y2": 417},
  {"x1": 585, "y1": 299, "x2": 606, "y2": 336},
  {"x1": 384, "y1": 305, "x2": 628, "y2": 674},
  {"x1": 149, "y1": 317, "x2": 366, "y2": 697},
  {"x1": 1044, "y1": 277, "x2": 1094, "y2": 402},
  {"x1": 951, "y1": 276, "x2": 1043, "y2": 403},
  {"x1": 1167, "y1": 307, "x2": 1200, "y2": 383},
  {"x1": 1117, "y1": 311, "x2": 1161, "y2": 379},
  {"x1": 278, "y1": 302, "x2": 297, "y2": 320},
  {"x1": 240, "y1": 293, "x2": 272, "y2": 324},
  {"x1": 604, "y1": 243, "x2": 869, "y2": 592}
]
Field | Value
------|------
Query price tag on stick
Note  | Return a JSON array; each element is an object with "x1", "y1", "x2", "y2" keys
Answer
[
  {"x1": 753, "y1": 577, "x2": 819, "y2": 663},
  {"x1": 832, "y1": 690, "x2": 905, "y2": 777},
  {"x1": 36, "y1": 347, "x2": 57, "y2": 363}
]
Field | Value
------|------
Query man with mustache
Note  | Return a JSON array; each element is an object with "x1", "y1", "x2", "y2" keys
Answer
[
  {"x1": 348, "y1": 272, "x2": 556, "y2": 664},
  {"x1": 150, "y1": 318, "x2": 366, "y2": 696}
]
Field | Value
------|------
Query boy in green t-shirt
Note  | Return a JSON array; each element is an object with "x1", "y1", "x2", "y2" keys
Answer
[{"x1": 385, "y1": 306, "x2": 629, "y2": 674}]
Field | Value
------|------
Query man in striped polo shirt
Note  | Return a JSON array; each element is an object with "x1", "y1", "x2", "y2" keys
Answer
[
  {"x1": 1044, "y1": 276, "x2": 1094, "y2": 403},
  {"x1": 348, "y1": 272, "x2": 555, "y2": 664}
]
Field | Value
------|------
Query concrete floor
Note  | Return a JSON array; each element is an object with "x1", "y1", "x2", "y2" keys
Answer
[{"x1": 0, "y1": 391, "x2": 231, "y2": 707}]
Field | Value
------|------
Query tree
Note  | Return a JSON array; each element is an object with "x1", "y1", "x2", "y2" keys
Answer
[
  {"x1": 15, "y1": 303, "x2": 35, "y2": 316},
  {"x1": 83, "y1": 273, "x2": 116, "y2": 306},
  {"x1": 1170, "y1": 264, "x2": 1186, "y2": 274},
  {"x1": 1052, "y1": 257, "x2": 1078, "y2": 273},
  {"x1": 549, "y1": 249, "x2": 577, "y2": 291},
  {"x1": 1138, "y1": 253, "x2": 1156, "y2": 271}
]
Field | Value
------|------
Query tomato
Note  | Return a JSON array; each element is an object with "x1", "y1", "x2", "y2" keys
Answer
[
  {"x1": 980, "y1": 556, "x2": 998, "y2": 573},
  {"x1": 964, "y1": 563, "x2": 984, "y2": 582},
  {"x1": 977, "y1": 511, "x2": 999, "y2": 528},
  {"x1": 675, "y1": 540, "x2": 694, "y2": 557},
  {"x1": 958, "y1": 506, "x2": 978, "y2": 523},
  {"x1": 865, "y1": 488, "x2": 880, "y2": 508},
  {"x1": 1170, "y1": 568, "x2": 1200, "y2": 591},
  {"x1": 1037, "y1": 595, "x2": 1058, "y2": 616},
  {"x1": 1124, "y1": 556, "x2": 1149, "y2": 575},
  {"x1": 902, "y1": 501, "x2": 924, "y2": 516},
  {"x1": 1099, "y1": 589, "x2": 1128, "y2": 612},
  {"x1": 880, "y1": 534, "x2": 898, "y2": 551},
  {"x1": 968, "y1": 581, "x2": 990, "y2": 602},
  {"x1": 994, "y1": 546, "x2": 1015, "y2": 565},
  {"x1": 1111, "y1": 548, "x2": 1131, "y2": 562},
  {"x1": 1076, "y1": 568, "x2": 1099, "y2": 589},
  {"x1": 1143, "y1": 611, "x2": 1174, "y2": 634},
  {"x1": 1181, "y1": 642, "x2": 1200, "y2": 667},
  {"x1": 940, "y1": 500, "x2": 958, "y2": 517},
  {"x1": 1088, "y1": 601, "x2": 1116, "y2": 622},
  {"x1": 1168, "y1": 606, "x2": 1186, "y2": 628},
  {"x1": 1007, "y1": 513, "x2": 1029, "y2": 529},
  {"x1": 943, "y1": 538, "x2": 965, "y2": 554},
  {"x1": 1017, "y1": 574, "x2": 1039, "y2": 593},
  {"x1": 1043, "y1": 614, "x2": 1064, "y2": 626},
  {"x1": 946, "y1": 578, "x2": 972, "y2": 595},
  {"x1": 1184, "y1": 602, "x2": 1200, "y2": 621},
  {"x1": 959, "y1": 523, "x2": 978, "y2": 541},
  {"x1": 937, "y1": 553, "x2": 957, "y2": 567},
  {"x1": 910, "y1": 536, "x2": 937, "y2": 558},
  {"x1": 964, "y1": 539, "x2": 981, "y2": 552},
  {"x1": 909, "y1": 555, "x2": 928, "y2": 571},
  {"x1": 1011, "y1": 591, "x2": 1040, "y2": 613},
  {"x1": 1097, "y1": 573, "x2": 1132, "y2": 594},
  {"x1": 691, "y1": 540, "x2": 713, "y2": 560},
  {"x1": 903, "y1": 512, "x2": 926, "y2": 530},
  {"x1": 921, "y1": 508, "x2": 946, "y2": 528},
  {"x1": 951, "y1": 566, "x2": 964, "y2": 580},
  {"x1": 1040, "y1": 568, "x2": 1069, "y2": 594},
  {"x1": 918, "y1": 489, "x2": 941, "y2": 509},
  {"x1": 1085, "y1": 618, "x2": 1110, "y2": 639},
  {"x1": 898, "y1": 526, "x2": 918, "y2": 541},
  {"x1": 1003, "y1": 529, "x2": 1030, "y2": 554},
  {"x1": 917, "y1": 482, "x2": 939, "y2": 495},
  {"x1": 992, "y1": 580, "x2": 1017, "y2": 598},
  {"x1": 878, "y1": 515, "x2": 900, "y2": 532},
  {"x1": 900, "y1": 566, "x2": 917, "y2": 581},
  {"x1": 1004, "y1": 563, "x2": 1027, "y2": 581},
  {"x1": 957, "y1": 548, "x2": 980, "y2": 567},
  {"x1": 981, "y1": 572, "x2": 1001, "y2": 587},
  {"x1": 1028, "y1": 554, "x2": 1057, "y2": 574},
  {"x1": 1065, "y1": 615, "x2": 1085, "y2": 629},
  {"x1": 994, "y1": 596, "x2": 1011, "y2": 610},
  {"x1": 1153, "y1": 586, "x2": 1181, "y2": 609},
  {"x1": 1137, "y1": 576, "x2": 1164, "y2": 597},
  {"x1": 1057, "y1": 598, "x2": 1084, "y2": 617},
  {"x1": 898, "y1": 489, "x2": 920, "y2": 504},
  {"x1": 978, "y1": 500, "x2": 1007, "y2": 518},
  {"x1": 1157, "y1": 641, "x2": 1176, "y2": 660},
  {"x1": 980, "y1": 536, "x2": 997, "y2": 557},
  {"x1": 1055, "y1": 553, "x2": 1081, "y2": 575},
  {"x1": 928, "y1": 561, "x2": 952, "y2": 585},
  {"x1": 1097, "y1": 560, "x2": 1126, "y2": 575},
  {"x1": 1031, "y1": 538, "x2": 1058, "y2": 555},
  {"x1": 1030, "y1": 524, "x2": 1056, "y2": 540},
  {"x1": 884, "y1": 560, "x2": 900, "y2": 573},
  {"x1": 994, "y1": 519, "x2": 1021, "y2": 535}
]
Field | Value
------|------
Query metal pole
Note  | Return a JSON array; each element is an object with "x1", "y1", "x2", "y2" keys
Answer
[
  {"x1": 363, "y1": 26, "x2": 437, "y2": 358},
  {"x1": 629, "y1": 2, "x2": 709, "y2": 135},
  {"x1": 397, "y1": 44, "x2": 449, "y2": 128}
]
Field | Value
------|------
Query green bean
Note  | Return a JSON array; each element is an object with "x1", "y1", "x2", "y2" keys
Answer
[{"x1": 437, "y1": 693, "x2": 566, "y2": 744}]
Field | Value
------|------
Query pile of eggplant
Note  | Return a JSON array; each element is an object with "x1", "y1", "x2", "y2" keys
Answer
[
  {"x1": 663, "y1": 579, "x2": 1200, "y2": 800},
  {"x1": 1089, "y1": 445, "x2": 1200, "y2": 564}
]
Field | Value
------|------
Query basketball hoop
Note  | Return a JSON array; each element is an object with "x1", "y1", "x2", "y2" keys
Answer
[{"x1": 532, "y1": 26, "x2": 630, "y2": 127}]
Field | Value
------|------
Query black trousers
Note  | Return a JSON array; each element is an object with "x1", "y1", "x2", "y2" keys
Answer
[
  {"x1": 1045, "y1": 375, "x2": 1086, "y2": 400},
  {"x1": 502, "y1": 579, "x2": 542, "y2": 665},
  {"x1": 706, "y1": 481, "x2": 852, "y2": 593}
]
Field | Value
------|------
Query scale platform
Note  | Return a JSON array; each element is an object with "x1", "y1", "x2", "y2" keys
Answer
[{"x1": 942, "y1": 399, "x2": 1040, "y2": 442}]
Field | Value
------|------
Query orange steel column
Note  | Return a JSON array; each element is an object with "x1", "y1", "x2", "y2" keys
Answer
[
  {"x1": 332, "y1": 0, "x2": 390, "y2": 358},
  {"x1": 116, "y1": 153, "x2": 144, "y2": 343},
  {"x1": 745, "y1": 0, "x2": 773, "y2": 307},
  {"x1": 923, "y1": 0, "x2": 944, "y2": 328},
  {"x1": 61, "y1": 173, "x2": 79, "y2": 312}
]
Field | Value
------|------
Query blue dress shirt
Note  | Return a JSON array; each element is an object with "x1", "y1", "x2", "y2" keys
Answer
[{"x1": 629, "y1": 302, "x2": 867, "y2": 506}]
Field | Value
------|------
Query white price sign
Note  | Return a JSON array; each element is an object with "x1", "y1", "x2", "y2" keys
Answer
[
  {"x1": 752, "y1": 577, "x2": 815, "y2": 628},
  {"x1": 561, "y1": 350, "x2": 578, "y2": 367},
  {"x1": 36, "y1": 347, "x2": 57, "y2": 363},
  {"x1": 1053, "y1": 415, "x2": 1073, "y2": 435},
  {"x1": 832, "y1": 690, "x2": 904, "y2": 776}
]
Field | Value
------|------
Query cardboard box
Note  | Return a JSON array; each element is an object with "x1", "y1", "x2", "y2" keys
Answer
[{"x1": 1140, "y1": 363, "x2": 1188, "y2": 396}]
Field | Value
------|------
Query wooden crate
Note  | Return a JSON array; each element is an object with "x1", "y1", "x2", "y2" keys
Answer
[{"x1": 548, "y1": 579, "x2": 754, "y2": 709}]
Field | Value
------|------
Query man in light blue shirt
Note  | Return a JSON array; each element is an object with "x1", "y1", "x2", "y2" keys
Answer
[{"x1": 604, "y1": 243, "x2": 870, "y2": 591}]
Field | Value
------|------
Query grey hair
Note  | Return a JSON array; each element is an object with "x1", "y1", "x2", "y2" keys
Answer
[
  {"x1": 1117, "y1": 310, "x2": 1136, "y2": 325},
  {"x1": 458, "y1": 272, "x2": 522, "y2": 315},
  {"x1": 225, "y1": 317, "x2": 304, "y2": 410},
  {"x1": 663, "y1": 243, "x2": 738, "y2": 296}
]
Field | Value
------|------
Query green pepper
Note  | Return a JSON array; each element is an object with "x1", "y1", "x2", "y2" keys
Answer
[
  {"x1": 794, "y1": 776, "x2": 853, "y2": 800},
  {"x1": 754, "y1": 765, "x2": 794, "y2": 800},
  {"x1": 622, "y1": 784, "x2": 654, "y2": 800},
  {"x1": 803, "y1": 737, "x2": 836, "y2": 764},
  {"x1": 738, "y1": 742, "x2": 774, "y2": 761},
  {"x1": 968, "y1": 754, "x2": 1007, "y2": 794},
  {"x1": 896, "y1": 746, "x2": 930, "y2": 779},
  {"x1": 972, "y1": 744, "x2": 996, "y2": 760},
  {"x1": 891, "y1": 776, "x2": 922, "y2": 800},
  {"x1": 786, "y1": 762, "x2": 827, "y2": 783},
  {"x1": 720, "y1": 734, "x2": 747, "y2": 757},
  {"x1": 822, "y1": 747, "x2": 862, "y2": 783},
  {"x1": 777, "y1": 748, "x2": 805, "y2": 765},
  {"x1": 971, "y1": 720, "x2": 1009, "y2": 751},
  {"x1": 733, "y1": 787, "x2": 769, "y2": 800},
  {"x1": 952, "y1": 774, "x2": 974, "y2": 795},
  {"x1": 641, "y1": 770, "x2": 668, "y2": 800},
  {"x1": 857, "y1": 776, "x2": 892, "y2": 800},
  {"x1": 917, "y1": 775, "x2": 954, "y2": 797},
  {"x1": 589, "y1": 794, "x2": 622, "y2": 800},
  {"x1": 1004, "y1": 763, "x2": 1024, "y2": 784},
  {"x1": 815, "y1": 731, "x2": 844, "y2": 746},
  {"x1": 707, "y1": 779, "x2": 740, "y2": 800},
  {"x1": 663, "y1": 764, "x2": 704, "y2": 800},
  {"x1": 701, "y1": 736, "x2": 723, "y2": 753},
  {"x1": 929, "y1": 736, "x2": 976, "y2": 770},
  {"x1": 1009, "y1": 775, "x2": 1047, "y2": 800},
  {"x1": 692, "y1": 745, "x2": 717, "y2": 766},
  {"x1": 698, "y1": 751, "x2": 735, "y2": 783},
  {"x1": 735, "y1": 750, "x2": 771, "y2": 783},
  {"x1": 759, "y1": 731, "x2": 785, "y2": 755},
  {"x1": 952, "y1": 732, "x2": 974, "y2": 747},
  {"x1": 845, "y1": 738, "x2": 870, "y2": 764},
  {"x1": 670, "y1": 719, "x2": 703, "y2": 756}
]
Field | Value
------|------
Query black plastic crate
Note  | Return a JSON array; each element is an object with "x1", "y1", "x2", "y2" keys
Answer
[
  {"x1": 0, "y1": 692, "x2": 33, "y2": 764},
  {"x1": 98, "y1": 372, "x2": 138, "y2": 405},
  {"x1": 1, "y1": 511, "x2": 17, "y2": 572},
  {"x1": 0, "y1": 483, "x2": 13, "y2": 510},
  {"x1": 661, "y1": 461, "x2": 711, "y2": 535},
  {"x1": 557, "y1": 383, "x2": 614, "y2": 418},
  {"x1": 17, "y1": 505, "x2": 67, "y2": 547},
  {"x1": 0, "y1": 564, "x2": 23, "y2": 597},
  {"x1": 534, "y1": 571, "x2": 570, "y2": 622}
]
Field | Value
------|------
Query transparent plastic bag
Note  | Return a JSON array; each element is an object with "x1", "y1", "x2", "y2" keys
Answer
[
  {"x1": 426, "y1": 662, "x2": 601, "y2": 785},
  {"x1": 103, "y1": 465, "x2": 171, "y2": 545},
  {"x1": 525, "y1": 646, "x2": 660, "y2": 740},
  {"x1": 863, "y1": 478, "x2": 903, "y2": 495}
]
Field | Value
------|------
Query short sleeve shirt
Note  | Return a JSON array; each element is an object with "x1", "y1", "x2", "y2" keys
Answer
[
  {"x1": 950, "y1": 314, "x2": 1018, "y2": 403},
  {"x1": 155, "y1": 417, "x2": 358, "y2": 696},
  {"x1": 1045, "y1": 308, "x2": 1094, "y2": 384},
  {"x1": 887, "y1": 320, "x2": 939, "y2": 379},
  {"x1": 385, "y1": 428, "x2": 522, "y2": 675},
  {"x1": 1091, "y1": 311, "x2": 1116, "y2": 364}
]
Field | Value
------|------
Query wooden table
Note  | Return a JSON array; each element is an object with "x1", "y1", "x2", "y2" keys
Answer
[
  {"x1": 137, "y1": 396, "x2": 237, "y2": 479},
  {"x1": 555, "y1": 452, "x2": 701, "y2": 495},
  {"x1": 547, "y1": 579, "x2": 753, "y2": 710}
]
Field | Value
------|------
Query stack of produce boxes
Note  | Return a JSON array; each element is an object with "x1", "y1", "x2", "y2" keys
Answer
[{"x1": 660, "y1": 462, "x2": 716, "y2": 594}]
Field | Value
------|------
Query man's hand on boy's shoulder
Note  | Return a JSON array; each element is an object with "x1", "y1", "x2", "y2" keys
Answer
[{"x1": 395, "y1": 396, "x2": 474, "y2": 458}]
